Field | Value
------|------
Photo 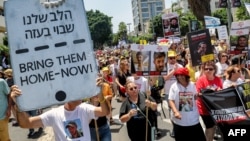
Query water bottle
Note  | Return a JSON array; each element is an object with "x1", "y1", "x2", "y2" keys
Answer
[{"x1": 131, "y1": 103, "x2": 138, "y2": 117}]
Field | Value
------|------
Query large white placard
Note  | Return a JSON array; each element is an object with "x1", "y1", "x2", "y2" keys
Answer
[{"x1": 4, "y1": 0, "x2": 99, "y2": 111}]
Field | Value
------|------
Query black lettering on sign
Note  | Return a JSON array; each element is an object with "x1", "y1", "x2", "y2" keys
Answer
[
  {"x1": 61, "y1": 64, "x2": 93, "y2": 77},
  {"x1": 20, "y1": 71, "x2": 55, "y2": 86},
  {"x1": 19, "y1": 58, "x2": 54, "y2": 73},
  {"x1": 56, "y1": 52, "x2": 86, "y2": 65}
]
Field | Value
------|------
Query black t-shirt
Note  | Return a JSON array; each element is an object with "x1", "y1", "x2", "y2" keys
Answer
[
  {"x1": 119, "y1": 93, "x2": 155, "y2": 141},
  {"x1": 89, "y1": 116, "x2": 107, "y2": 128}
]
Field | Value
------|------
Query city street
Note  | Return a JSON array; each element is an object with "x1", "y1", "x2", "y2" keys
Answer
[{"x1": 9, "y1": 97, "x2": 175, "y2": 141}]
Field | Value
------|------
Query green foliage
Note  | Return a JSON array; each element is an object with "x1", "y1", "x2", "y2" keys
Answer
[
  {"x1": 117, "y1": 22, "x2": 128, "y2": 41},
  {"x1": 3, "y1": 36, "x2": 8, "y2": 46},
  {"x1": 150, "y1": 15, "x2": 164, "y2": 38},
  {"x1": 212, "y1": 9, "x2": 228, "y2": 25},
  {"x1": 236, "y1": 0, "x2": 250, "y2": 21},
  {"x1": 0, "y1": 44, "x2": 9, "y2": 54},
  {"x1": 86, "y1": 10, "x2": 113, "y2": 49}
]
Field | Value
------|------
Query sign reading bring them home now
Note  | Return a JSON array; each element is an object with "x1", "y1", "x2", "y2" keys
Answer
[{"x1": 4, "y1": 0, "x2": 99, "y2": 111}]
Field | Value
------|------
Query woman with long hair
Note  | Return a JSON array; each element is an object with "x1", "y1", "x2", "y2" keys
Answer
[
  {"x1": 215, "y1": 52, "x2": 229, "y2": 82},
  {"x1": 168, "y1": 67, "x2": 206, "y2": 141},
  {"x1": 115, "y1": 58, "x2": 131, "y2": 102}
]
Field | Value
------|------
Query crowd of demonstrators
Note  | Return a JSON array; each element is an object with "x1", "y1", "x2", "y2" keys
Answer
[{"x1": 4, "y1": 37, "x2": 250, "y2": 141}]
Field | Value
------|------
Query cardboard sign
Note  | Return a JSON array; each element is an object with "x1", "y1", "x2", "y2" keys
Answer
[
  {"x1": 4, "y1": 0, "x2": 99, "y2": 111},
  {"x1": 187, "y1": 29, "x2": 214, "y2": 66},
  {"x1": 130, "y1": 44, "x2": 168, "y2": 76}
]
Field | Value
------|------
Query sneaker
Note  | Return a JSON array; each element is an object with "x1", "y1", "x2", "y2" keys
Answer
[{"x1": 27, "y1": 131, "x2": 35, "y2": 138}]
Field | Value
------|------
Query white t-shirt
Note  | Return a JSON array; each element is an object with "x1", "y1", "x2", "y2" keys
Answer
[
  {"x1": 164, "y1": 63, "x2": 183, "y2": 95},
  {"x1": 168, "y1": 82, "x2": 200, "y2": 126},
  {"x1": 40, "y1": 103, "x2": 96, "y2": 141},
  {"x1": 216, "y1": 62, "x2": 228, "y2": 82},
  {"x1": 223, "y1": 78, "x2": 244, "y2": 89},
  {"x1": 127, "y1": 76, "x2": 148, "y2": 93}
]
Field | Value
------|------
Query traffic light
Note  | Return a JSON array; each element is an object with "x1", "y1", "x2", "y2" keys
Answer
[
  {"x1": 232, "y1": 0, "x2": 241, "y2": 7},
  {"x1": 218, "y1": 0, "x2": 228, "y2": 8},
  {"x1": 138, "y1": 23, "x2": 141, "y2": 31}
]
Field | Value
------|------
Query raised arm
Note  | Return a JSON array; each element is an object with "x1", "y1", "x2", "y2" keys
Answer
[{"x1": 10, "y1": 85, "x2": 44, "y2": 129}]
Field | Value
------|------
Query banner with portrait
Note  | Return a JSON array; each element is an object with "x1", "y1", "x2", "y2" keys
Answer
[
  {"x1": 187, "y1": 29, "x2": 214, "y2": 66},
  {"x1": 162, "y1": 12, "x2": 180, "y2": 37},
  {"x1": 202, "y1": 85, "x2": 250, "y2": 140},
  {"x1": 130, "y1": 44, "x2": 168, "y2": 76}
]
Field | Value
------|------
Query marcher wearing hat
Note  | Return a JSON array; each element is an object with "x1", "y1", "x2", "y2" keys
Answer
[
  {"x1": 101, "y1": 67, "x2": 114, "y2": 124},
  {"x1": 168, "y1": 68, "x2": 206, "y2": 141},
  {"x1": 163, "y1": 50, "x2": 183, "y2": 137}
]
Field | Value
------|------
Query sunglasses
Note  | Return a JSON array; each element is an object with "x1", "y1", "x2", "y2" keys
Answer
[
  {"x1": 233, "y1": 70, "x2": 241, "y2": 73},
  {"x1": 169, "y1": 57, "x2": 176, "y2": 60},
  {"x1": 221, "y1": 55, "x2": 228, "y2": 57},
  {"x1": 204, "y1": 68, "x2": 214, "y2": 71},
  {"x1": 129, "y1": 86, "x2": 137, "y2": 91}
]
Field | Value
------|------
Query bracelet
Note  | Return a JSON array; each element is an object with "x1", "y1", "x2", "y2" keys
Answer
[{"x1": 99, "y1": 98, "x2": 106, "y2": 104}]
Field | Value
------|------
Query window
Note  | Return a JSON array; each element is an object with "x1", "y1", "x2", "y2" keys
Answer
[
  {"x1": 156, "y1": 2, "x2": 162, "y2": 6},
  {"x1": 142, "y1": 8, "x2": 149, "y2": 12},
  {"x1": 142, "y1": 13, "x2": 149, "y2": 18},
  {"x1": 156, "y1": 7, "x2": 163, "y2": 11}
]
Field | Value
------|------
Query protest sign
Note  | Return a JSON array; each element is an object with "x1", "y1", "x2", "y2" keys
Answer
[
  {"x1": 130, "y1": 44, "x2": 168, "y2": 76},
  {"x1": 4, "y1": 0, "x2": 99, "y2": 111},
  {"x1": 162, "y1": 12, "x2": 180, "y2": 37},
  {"x1": 187, "y1": 29, "x2": 214, "y2": 66}
]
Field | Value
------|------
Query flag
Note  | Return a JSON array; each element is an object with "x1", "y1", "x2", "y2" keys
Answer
[
  {"x1": 245, "y1": 2, "x2": 250, "y2": 15},
  {"x1": 204, "y1": 16, "x2": 221, "y2": 28}
]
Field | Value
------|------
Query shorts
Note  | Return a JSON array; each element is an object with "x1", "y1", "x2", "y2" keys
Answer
[
  {"x1": 201, "y1": 115, "x2": 216, "y2": 129},
  {"x1": 0, "y1": 117, "x2": 10, "y2": 141}
]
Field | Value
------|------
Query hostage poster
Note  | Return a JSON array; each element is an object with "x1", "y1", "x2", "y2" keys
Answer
[{"x1": 187, "y1": 29, "x2": 214, "y2": 66}]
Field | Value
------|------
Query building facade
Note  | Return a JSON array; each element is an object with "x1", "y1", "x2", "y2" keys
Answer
[{"x1": 131, "y1": 0, "x2": 165, "y2": 34}]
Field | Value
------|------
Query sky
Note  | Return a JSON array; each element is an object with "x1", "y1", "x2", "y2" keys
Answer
[{"x1": 83, "y1": 0, "x2": 175, "y2": 33}]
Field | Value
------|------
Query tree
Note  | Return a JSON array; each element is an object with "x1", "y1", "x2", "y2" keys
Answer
[
  {"x1": 86, "y1": 10, "x2": 113, "y2": 49},
  {"x1": 117, "y1": 22, "x2": 128, "y2": 42},
  {"x1": 188, "y1": 0, "x2": 211, "y2": 27},
  {"x1": 236, "y1": 0, "x2": 250, "y2": 21},
  {"x1": 212, "y1": 9, "x2": 228, "y2": 26}
]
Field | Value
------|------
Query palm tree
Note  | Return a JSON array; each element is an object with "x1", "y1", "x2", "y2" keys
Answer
[{"x1": 187, "y1": 0, "x2": 211, "y2": 27}]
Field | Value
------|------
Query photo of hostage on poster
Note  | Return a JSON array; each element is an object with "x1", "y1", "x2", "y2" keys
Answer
[
  {"x1": 162, "y1": 12, "x2": 180, "y2": 37},
  {"x1": 131, "y1": 51, "x2": 150, "y2": 71},
  {"x1": 229, "y1": 33, "x2": 250, "y2": 69},
  {"x1": 130, "y1": 44, "x2": 168, "y2": 76},
  {"x1": 187, "y1": 29, "x2": 214, "y2": 66}
]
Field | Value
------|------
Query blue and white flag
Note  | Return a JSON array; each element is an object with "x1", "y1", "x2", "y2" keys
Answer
[
  {"x1": 204, "y1": 16, "x2": 221, "y2": 28},
  {"x1": 245, "y1": 2, "x2": 250, "y2": 15}
]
